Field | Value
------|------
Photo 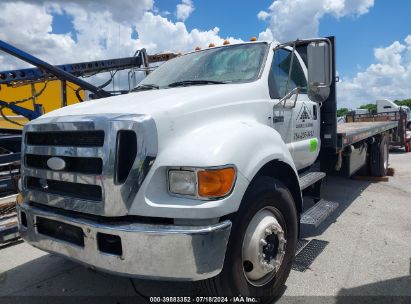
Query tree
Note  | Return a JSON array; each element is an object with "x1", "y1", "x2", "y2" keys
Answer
[
  {"x1": 336, "y1": 108, "x2": 349, "y2": 117},
  {"x1": 394, "y1": 99, "x2": 411, "y2": 108},
  {"x1": 359, "y1": 103, "x2": 377, "y2": 113}
]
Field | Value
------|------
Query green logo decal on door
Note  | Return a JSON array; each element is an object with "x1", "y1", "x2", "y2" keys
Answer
[{"x1": 309, "y1": 138, "x2": 318, "y2": 152}]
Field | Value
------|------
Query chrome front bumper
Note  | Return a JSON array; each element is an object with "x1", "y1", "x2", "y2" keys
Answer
[{"x1": 18, "y1": 204, "x2": 231, "y2": 281}]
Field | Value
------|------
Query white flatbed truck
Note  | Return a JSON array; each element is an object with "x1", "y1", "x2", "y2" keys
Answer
[
  {"x1": 17, "y1": 37, "x2": 398, "y2": 302},
  {"x1": 376, "y1": 99, "x2": 411, "y2": 129}
]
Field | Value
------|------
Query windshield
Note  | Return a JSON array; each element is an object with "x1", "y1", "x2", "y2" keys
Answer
[{"x1": 136, "y1": 43, "x2": 268, "y2": 89}]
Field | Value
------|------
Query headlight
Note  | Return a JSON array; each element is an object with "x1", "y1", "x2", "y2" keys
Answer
[
  {"x1": 168, "y1": 170, "x2": 197, "y2": 196},
  {"x1": 168, "y1": 166, "x2": 236, "y2": 199}
]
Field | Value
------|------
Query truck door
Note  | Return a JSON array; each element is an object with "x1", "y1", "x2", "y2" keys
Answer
[{"x1": 268, "y1": 48, "x2": 320, "y2": 170}]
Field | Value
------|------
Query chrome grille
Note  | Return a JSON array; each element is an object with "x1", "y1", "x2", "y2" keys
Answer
[
  {"x1": 26, "y1": 130, "x2": 105, "y2": 147},
  {"x1": 21, "y1": 114, "x2": 158, "y2": 216},
  {"x1": 27, "y1": 176, "x2": 102, "y2": 201},
  {"x1": 25, "y1": 154, "x2": 103, "y2": 175}
]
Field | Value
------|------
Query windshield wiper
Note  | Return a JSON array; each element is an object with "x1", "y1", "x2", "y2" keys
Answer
[
  {"x1": 131, "y1": 84, "x2": 159, "y2": 92},
  {"x1": 167, "y1": 80, "x2": 227, "y2": 88}
]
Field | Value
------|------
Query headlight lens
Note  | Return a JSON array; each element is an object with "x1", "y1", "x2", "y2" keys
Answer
[
  {"x1": 168, "y1": 167, "x2": 236, "y2": 199},
  {"x1": 168, "y1": 170, "x2": 197, "y2": 196}
]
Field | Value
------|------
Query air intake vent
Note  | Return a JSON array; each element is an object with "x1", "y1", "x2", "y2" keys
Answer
[
  {"x1": 37, "y1": 217, "x2": 84, "y2": 247},
  {"x1": 26, "y1": 131, "x2": 104, "y2": 147},
  {"x1": 115, "y1": 130, "x2": 137, "y2": 184},
  {"x1": 27, "y1": 177, "x2": 102, "y2": 201}
]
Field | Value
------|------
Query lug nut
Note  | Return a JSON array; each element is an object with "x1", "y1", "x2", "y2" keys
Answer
[
  {"x1": 260, "y1": 239, "x2": 267, "y2": 246},
  {"x1": 260, "y1": 259, "x2": 266, "y2": 266}
]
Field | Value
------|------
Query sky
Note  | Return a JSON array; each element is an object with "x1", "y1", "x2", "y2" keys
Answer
[{"x1": 0, "y1": 0, "x2": 410, "y2": 109}]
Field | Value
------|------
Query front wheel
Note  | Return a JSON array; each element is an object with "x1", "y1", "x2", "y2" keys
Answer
[{"x1": 199, "y1": 177, "x2": 298, "y2": 303}]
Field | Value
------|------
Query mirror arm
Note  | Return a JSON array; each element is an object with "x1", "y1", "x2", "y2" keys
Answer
[
  {"x1": 292, "y1": 87, "x2": 300, "y2": 107},
  {"x1": 284, "y1": 41, "x2": 297, "y2": 96},
  {"x1": 275, "y1": 87, "x2": 300, "y2": 109}
]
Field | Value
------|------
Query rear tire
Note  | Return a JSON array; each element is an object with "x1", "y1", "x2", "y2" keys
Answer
[
  {"x1": 199, "y1": 176, "x2": 298, "y2": 303},
  {"x1": 369, "y1": 135, "x2": 389, "y2": 177}
]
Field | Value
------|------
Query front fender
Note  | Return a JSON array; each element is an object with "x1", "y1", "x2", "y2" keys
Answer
[{"x1": 129, "y1": 120, "x2": 298, "y2": 219}]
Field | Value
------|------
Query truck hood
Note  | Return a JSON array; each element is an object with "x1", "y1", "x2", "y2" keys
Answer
[
  {"x1": 39, "y1": 82, "x2": 271, "y2": 151},
  {"x1": 42, "y1": 82, "x2": 267, "y2": 119}
]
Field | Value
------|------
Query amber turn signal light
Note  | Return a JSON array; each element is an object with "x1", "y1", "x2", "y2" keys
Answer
[
  {"x1": 16, "y1": 193, "x2": 23, "y2": 206},
  {"x1": 197, "y1": 167, "x2": 236, "y2": 198}
]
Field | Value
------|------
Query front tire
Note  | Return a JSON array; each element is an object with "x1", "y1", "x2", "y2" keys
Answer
[{"x1": 199, "y1": 176, "x2": 298, "y2": 303}]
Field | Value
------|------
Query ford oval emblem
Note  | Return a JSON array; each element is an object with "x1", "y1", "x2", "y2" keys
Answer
[{"x1": 47, "y1": 157, "x2": 66, "y2": 171}]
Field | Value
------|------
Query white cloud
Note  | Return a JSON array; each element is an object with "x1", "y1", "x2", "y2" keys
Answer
[
  {"x1": 258, "y1": 0, "x2": 374, "y2": 42},
  {"x1": 0, "y1": 0, "x2": 242, "y2": 89},
  {"x1": 257, "y1": 11, "x2": 269, "y2": 21},
  {"x1": 258, "y1": 28, "x2": 277, "y2": 43},
  {"x1": 135, "y1": 12, "x2": 242, "y2": 54},
  {"x1": 0, "y1": 2, "x2": 76, "y2": 68},
  {"x1": 0, "y1": 1, "x2": 240, "y2": 68},
  {"x1": 0, "y1": 0, "x2": 154, "y2": 68},
  {"x1": 338, "y1": 36, "x2": 411, "y2": 108},
  {"x1": 176, "y1": 0, "x2": 195, "y2": 21},
  {"x1": 22, "y1": 0, "x2": 154, "y2": 25}
]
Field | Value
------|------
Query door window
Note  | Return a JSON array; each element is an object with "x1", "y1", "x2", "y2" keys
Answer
[{"x1": 268, "y1": 49, "x2": 307, "y2": 99}]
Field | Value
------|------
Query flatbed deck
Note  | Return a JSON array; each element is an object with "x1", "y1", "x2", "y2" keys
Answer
[{"x1": 337, "y1": 121, "x2": 398, "y2": 149}]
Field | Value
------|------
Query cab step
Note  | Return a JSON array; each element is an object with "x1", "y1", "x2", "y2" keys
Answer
[
  {"x1": 300, "y1": 199, "x2": 339, "y2": 232},
  {"x1": 299, "y1": 171, "x2": 326, "y2": 190},
  {"x1": 0, "y1": 224, "x2": 18, "y2": 243}
]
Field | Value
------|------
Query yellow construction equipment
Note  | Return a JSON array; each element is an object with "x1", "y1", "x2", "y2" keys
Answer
[{"x1": 0, "y1": 80, "x2": 84, "y2": 129}]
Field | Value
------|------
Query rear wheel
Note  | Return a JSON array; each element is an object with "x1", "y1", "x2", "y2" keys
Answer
[
  {"x1": 369, "y1": 135, "x2": 389, "y2": 177},
  {"x1": 199, "y1": 177, "x2": 298, "y2": 303}
]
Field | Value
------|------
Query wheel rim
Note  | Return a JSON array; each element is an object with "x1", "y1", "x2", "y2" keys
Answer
[{"x1": 242, "y1": 207, "x2": 286, "y2": 287}]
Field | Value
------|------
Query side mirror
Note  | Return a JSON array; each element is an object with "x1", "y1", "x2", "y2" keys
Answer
[{"x1": 307, "y1": 40, "x2": 332, "y2": 102}]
